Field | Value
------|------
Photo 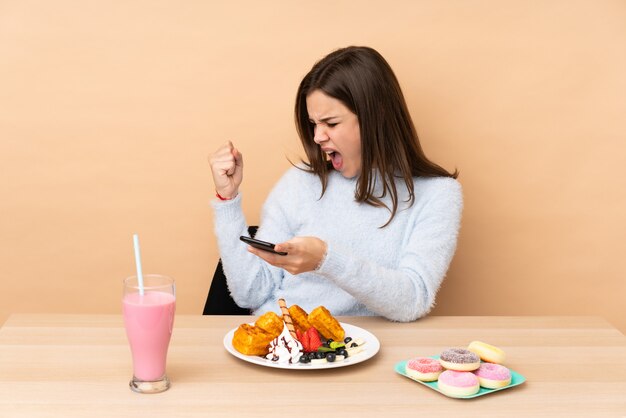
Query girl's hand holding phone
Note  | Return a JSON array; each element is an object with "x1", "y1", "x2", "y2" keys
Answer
[{"x1": 246, "y1": 236, "x2": 327, "y2": 275}]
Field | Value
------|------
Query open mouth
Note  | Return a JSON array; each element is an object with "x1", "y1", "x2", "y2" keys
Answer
[{"x1": 326, "y1": 151, "x2": 343, "y2": 171}]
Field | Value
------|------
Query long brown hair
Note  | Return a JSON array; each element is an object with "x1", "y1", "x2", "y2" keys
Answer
[{"x1": 294, "y1": 46, "x2": 458, "y2": 226}]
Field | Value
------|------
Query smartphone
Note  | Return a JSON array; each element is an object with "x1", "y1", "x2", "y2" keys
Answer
[{"x1": 240, "y1": 236, "x2": 288, "y2": 256}]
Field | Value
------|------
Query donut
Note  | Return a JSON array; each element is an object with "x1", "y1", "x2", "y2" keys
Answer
[
  {"x1": 474, "y1": 363, "x2": 511, "y2": 389},
  {"x1": 405, "y1": 357, "x2": 443, "y2": 382},
  {"x1": 437, "y1": 370, "x2": 480, "y2": 397},
  {"x1": 468, "y1": 340, "x2": 506, "y2": 364},
  {"x1": 439, "y1": 348, "x2": 481, "y2": 371}
]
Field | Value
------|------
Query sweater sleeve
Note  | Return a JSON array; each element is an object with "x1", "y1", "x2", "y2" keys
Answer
[
  {"x1": 315, "y1": 178, "x2": 463, "y2": 322},
  {"x1": 210, "y1": 170, "x2": 299, "y2": 310}
]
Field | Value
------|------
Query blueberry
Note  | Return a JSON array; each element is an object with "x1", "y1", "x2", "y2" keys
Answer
[
  {"x1": 350, "y1": 342, "x2": 358, "y2": 348},
  {"x1": 315, "y1": 352, "x2": 325, "y2": 360},
  {"x1": 344, "y1": 337, "x2": 352, "y2": 344},
  {"x1": 299, "y1": 356, "x2": 310, "y2": 364},
  {"x1": 337, "y1": 348, "x2": 348, "y2": 358},
  {"x1": 327, "y1": 339, "x2": 334, "y2": 344},
  {"x1": 326, "y1": 352, "x2": 336, "y2": 362},
  {"x1": 307, "y1": 352, "x2": 316, "y2": 360}
]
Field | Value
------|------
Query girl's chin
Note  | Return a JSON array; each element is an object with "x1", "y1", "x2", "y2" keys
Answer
[{"x1": 337, "y1": 167, "x2": 360, "y2": 179}]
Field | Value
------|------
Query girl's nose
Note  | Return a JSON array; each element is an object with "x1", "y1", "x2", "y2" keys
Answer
[{"x1": 313, "y1": 125, "x2": 329, "y2": 144}]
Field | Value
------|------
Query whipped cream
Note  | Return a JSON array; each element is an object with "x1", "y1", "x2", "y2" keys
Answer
[{"x1": 266, "y1": 323, "x2": 303, "y2": 364}]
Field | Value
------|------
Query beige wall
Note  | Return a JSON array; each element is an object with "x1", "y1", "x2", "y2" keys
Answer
[{"x1": 1, "y1": 1, "x2": 625, "y2": 331}]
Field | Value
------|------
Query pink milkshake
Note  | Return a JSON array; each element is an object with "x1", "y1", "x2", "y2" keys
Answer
[{"x1": 123, "y1": 275, "x2": 175, "y2": 393}]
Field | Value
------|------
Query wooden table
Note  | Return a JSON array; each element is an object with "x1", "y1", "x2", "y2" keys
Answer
[{"x1": 1, "y1": 314, "x2": 625, "y2": 417}]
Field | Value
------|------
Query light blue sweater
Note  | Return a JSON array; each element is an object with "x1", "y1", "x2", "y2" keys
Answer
[{"x1": 211, "y1": 167, "x2": 463, "y2": 322}]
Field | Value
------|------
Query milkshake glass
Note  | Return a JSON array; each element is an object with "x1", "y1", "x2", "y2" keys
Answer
[{"x1": 123, "y1": 274, "x2": 175, "y2": 393}]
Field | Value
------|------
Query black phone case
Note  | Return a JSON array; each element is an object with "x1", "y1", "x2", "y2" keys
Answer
[{"x1": 239, "y1": 236, "x2": 287, "y2": 255}]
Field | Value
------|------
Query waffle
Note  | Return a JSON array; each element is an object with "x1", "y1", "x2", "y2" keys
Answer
[
  {"x1": 288, "y1": 304, "x2": 312, "y2": 334},
  {"x1": 232, "y1": 324, "x2": 275, "y2": 356},
  {"x1": 254, "y1": 311, "x2": 283, "y2": 337},
  {"x1": 308, "y1": 306, "x2": 345, "y2": 341}
]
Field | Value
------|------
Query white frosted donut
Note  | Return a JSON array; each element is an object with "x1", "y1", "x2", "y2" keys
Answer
[{"x1": 467, "y1": 340, "x2": 506, "y2": 364}]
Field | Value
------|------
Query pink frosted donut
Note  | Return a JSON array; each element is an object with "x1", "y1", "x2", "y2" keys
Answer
[
  {"x1": 439, "y1": 348, "x2": 481, "y2": 371},
  {"x1": 437, "y1": 370, "x2": 480, "y2": 397},
  {"x1": 474, "y1": 363, "x2": 512, "y2": 389},
  {"x1": 406, "y1": 357, "x2": 443, "y2": 382}
]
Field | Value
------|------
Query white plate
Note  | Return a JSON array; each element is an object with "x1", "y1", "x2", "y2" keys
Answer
[{"x1": 223, "y1": 322, "x2": 380, "y2": 370}]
